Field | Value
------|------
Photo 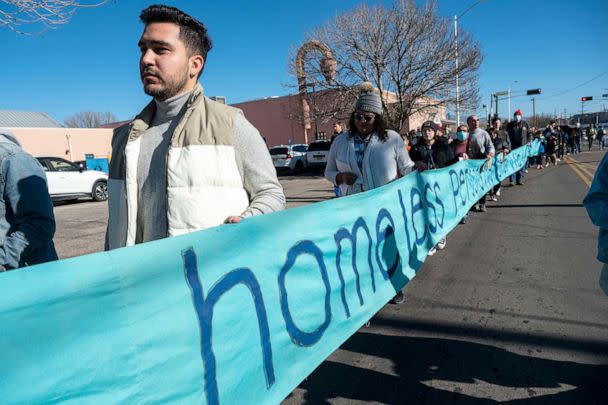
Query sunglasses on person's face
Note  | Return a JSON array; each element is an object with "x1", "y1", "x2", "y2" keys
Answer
[{"x1": 354, "y1": 113, "x2": 376, "y2": 122}]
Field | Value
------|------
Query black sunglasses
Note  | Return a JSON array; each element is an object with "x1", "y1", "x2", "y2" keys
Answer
[{"x1": 354, "y1": 112, "x2": 376, "y2": 122}]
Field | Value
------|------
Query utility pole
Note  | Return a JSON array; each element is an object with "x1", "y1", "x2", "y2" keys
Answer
[{"x1": 453, "y1": 1, "x2": 485, "y2": 126}]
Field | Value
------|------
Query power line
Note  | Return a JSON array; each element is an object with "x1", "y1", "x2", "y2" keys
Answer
[{"x1": 497, "y1": 70, "x2": 608, "y2": 103}]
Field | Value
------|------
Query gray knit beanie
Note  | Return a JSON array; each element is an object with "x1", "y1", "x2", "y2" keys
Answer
[{"x1": 355, "y1": 82, "x2": 382, "y2": 115}]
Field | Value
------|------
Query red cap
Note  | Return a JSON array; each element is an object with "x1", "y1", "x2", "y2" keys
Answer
[{"x1": 514, "y1": 109, "x2": 522, "y2": 116}]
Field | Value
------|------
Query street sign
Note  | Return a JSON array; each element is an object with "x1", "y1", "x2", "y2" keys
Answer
[{"x1": 526, "y1": 88, "x2": 541, "y2": 95}]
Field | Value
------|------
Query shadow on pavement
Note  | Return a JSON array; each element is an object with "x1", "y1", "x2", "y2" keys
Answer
[
  {"x1": 487, "y1": 204, "x2": 584, "y2": 209},
  {"x1": 285, "y1": 330, "x2": 608, "y2": 405}
]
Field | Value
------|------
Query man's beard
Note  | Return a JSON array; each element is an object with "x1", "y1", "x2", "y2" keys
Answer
[{"x1": 143, "y1": 66, "x2": 190, "y2": 101}]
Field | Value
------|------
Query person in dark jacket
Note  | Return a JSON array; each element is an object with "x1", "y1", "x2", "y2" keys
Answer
[
  {"x1": 488, "y1": 128, "x2": 510, "y2": 201},
  {"x1": 0, "y1": 128, "x2": 58, "y2": 270},
  {"x1": 409, "y1": 121, "x2": 456, "y2": 171},
  {"x1": 409, "y1": 120, "x2": 455, "y2": 256},
  {"x1": 506, "y1": 109, "x2": 530, "y2": 185},
  {"x1": 573, "y1": 122, "x2": 582, "y2": 153}
]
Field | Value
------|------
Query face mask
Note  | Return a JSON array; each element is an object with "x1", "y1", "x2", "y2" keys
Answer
[
  {"x1": 515, "y1": 115, "x2": 522, "y2": 122},
  {"x1": 457, "y1": 131, "x2": 468, "y2": 141}
]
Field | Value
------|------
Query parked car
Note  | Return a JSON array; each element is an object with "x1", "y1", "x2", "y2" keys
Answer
[
  {"x1": 305, "y1": 140, "x2": 332, "y2": 170},
  {"x1": 269, "y1": 144, "x2": 308, "y2": 174},
  {"x1": 36, "y1": 157, "x2": 109, "y2": 202}
]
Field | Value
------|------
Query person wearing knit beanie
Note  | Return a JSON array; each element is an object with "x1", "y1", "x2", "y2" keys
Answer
[
  {"x1": 355, "y1": 81, "x2": 383, "y2": 115},
  {"x1": 326, "y1": 81, "x2": 415, "y2": 304}
]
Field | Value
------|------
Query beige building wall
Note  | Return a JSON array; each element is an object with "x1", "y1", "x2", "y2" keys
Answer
[{"x1": 7, "y1": 128, "x2": 113, "y2": 161}]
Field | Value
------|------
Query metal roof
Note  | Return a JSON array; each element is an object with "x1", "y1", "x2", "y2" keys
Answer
[{"x1": 0, "y1": 110, "x2": 62, "y2": 128}]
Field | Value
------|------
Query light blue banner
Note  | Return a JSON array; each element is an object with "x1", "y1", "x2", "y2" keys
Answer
[{"x1": 0, "y1": 143, "x2": 538, "y2": 404}]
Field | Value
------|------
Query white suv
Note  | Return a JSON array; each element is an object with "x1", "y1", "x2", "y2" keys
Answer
[
  {"x1": 37, "y1": 157, "x2": 109, "y2": 202},
  {"x1": 269, "y1": 144, "x2": 308, "y2": 174},
  {"x1": 305, "y1": 140, "x2": 332, "y2": 171}
]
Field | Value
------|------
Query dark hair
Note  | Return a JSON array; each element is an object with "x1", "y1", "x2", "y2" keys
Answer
[
  {"x1": 491, "y1": 116, "x2": 501, "y2": 125},
  {"x1": 349, "y1": 112, "x2": 388, "y2": 141},
  {"x1": 140, "y1": 5, "x2": 212, "y2": 73}
]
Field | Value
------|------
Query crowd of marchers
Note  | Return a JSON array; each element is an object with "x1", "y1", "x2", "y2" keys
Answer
[{"x1": 324, "y1": 89, "x2": 606, "y2": 302}]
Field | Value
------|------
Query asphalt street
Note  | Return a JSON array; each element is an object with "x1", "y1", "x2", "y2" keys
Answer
[{"x1": 284, "y1": 150, "x2": 608, "y2": 404}]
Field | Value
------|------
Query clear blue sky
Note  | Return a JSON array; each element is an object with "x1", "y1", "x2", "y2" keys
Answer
[{"x1": 1, "y1": 0, "x2": 606, "y2": 124}]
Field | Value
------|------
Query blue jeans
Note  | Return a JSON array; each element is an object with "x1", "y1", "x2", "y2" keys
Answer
[
  {"x1": 600, "y1": 138, "x2": 605, "y2": 150},
  {"x1": 510, "y1": 166, "x2": 525, "y2": 183}
]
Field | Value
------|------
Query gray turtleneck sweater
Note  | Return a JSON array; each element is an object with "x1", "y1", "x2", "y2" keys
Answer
[
  {"x1": 134, "y1": 90, "x2": 285, "y2": 244},
  {"x1": 135, "y1": 91, "x2": 189, "y2": 243}
]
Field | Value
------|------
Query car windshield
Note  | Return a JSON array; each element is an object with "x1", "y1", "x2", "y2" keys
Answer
[
  {"x1": 270, "y1": 147, "x2": 288, "y2": 155},
  {"x1": 307, "y1": 142, "x2": 331, "y2": 152}
]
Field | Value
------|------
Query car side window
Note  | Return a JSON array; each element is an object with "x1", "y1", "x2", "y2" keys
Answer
[
  {"x1": 36, "y1": 158, "x2": 49, "y2": 171},
  {"x1": 293, "y1": 145, "x2": 308, "y2": 153},
  {"x1": 48, "y1": 159, "x2": 79, "y2": 172}
]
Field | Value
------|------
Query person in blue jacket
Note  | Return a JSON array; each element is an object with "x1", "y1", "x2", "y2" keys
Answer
[
  {"x1": 0, "y1": 128, "x2": 58, "y2": 270},
  {"x1": 583, "y1": 153, "x2": 608, "y2": 295}
]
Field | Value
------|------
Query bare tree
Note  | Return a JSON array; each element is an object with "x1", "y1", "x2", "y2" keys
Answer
[
  {"x1": 289, "y1": 0, "x2": 482, "y2": 133},
  {"x1": 64, "y1": 111, "x2": 117, "y2": 128},
  {"x1": 1, "y1": 1, "x2": 110, "y2": 34}
]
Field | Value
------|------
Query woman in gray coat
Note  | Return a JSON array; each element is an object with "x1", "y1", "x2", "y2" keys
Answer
[{"x1": 325, "y1": 83, "x2": 414, "y2": 197}]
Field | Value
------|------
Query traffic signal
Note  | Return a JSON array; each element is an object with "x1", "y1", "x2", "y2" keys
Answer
[
  {"x1": 526, "y1": 89, "x2": 541, "y2": 95},
  {"x1": 581, "y1": 96, "x2": 593, "y2": 101}
]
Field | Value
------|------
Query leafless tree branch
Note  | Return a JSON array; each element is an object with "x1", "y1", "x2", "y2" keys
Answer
[
  {"x1": 1, "y1": 0, "x2": 110, "y2": 35},
  {"x1": 64, "y1": 110, "x2": 117, "y2": 128},
  {"x1": 287, "y1": 0, "x2": 482, "y2": 133}
]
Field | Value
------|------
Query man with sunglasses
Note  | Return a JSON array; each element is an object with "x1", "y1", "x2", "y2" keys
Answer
[
  {"x1": 325, "y1": 82, "x2": 414, "y2": 197},
  {"x1": 325, "y1": 82, "x2": 414, "y2": 304}
]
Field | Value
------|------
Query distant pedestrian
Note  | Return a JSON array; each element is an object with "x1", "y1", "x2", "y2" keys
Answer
[
  {"x1": 543, "y1": 122, "x2": 557, "y2": 166},
  {"x1": 400, "y1": 133, "x2": 411, "y2": 153},
  {"x1": 0, "y1": 128, "x2": 58, "y2": 270},
  {"x1": 533, "y1": 131, "x2": 546, "y2": 169},
  {"x1": 506, "y1": 109, "x2": 530, "y2": 185},
  {"x1": 588, "y1": 124, "x2": 597, "y2": 151},
  {"x1": 573, "y1": 122, "x2": 582, "y2": 153},
  {"x1": 467, "y1": 115, "x2": 495, "y2": 212},
  {"x1": 409, "y1": 120, "x2": 455, "y2": 256},
  {"x1": 556, "y1": 125, "x2": 566, "y2": 159},
  {"x1": 490, "y1": 117, "x2": 510, "y2": 146},
  {"x1": 451, "y1": 123, "x2": 478, "y2": 224},
  {"x1": 488, "y1": 127, "x2": 510, "y2": 201},
  {"x1": 331, "y1": 121, "x2": 345, "y2": 144},
  {"x1": 583, "y1": 153, "x2": 608, "y2": 296},
  {"x1": 598, "y1": 126, "x2": 606, "y2": 151}
]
